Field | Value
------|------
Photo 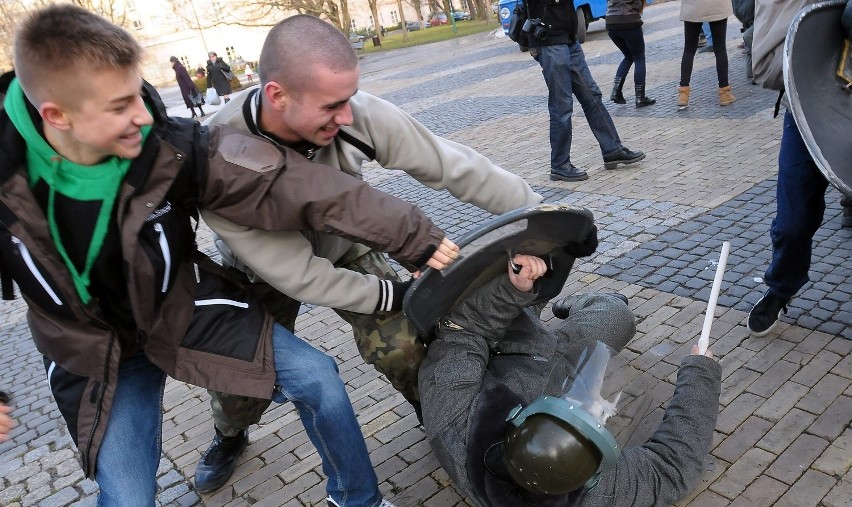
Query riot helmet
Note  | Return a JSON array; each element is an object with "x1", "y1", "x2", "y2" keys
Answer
[
  {"x1": 501, "y1": 341, "x2": 652, "y2": 496},
  {"x1": 503, "y1": 409, "x2": 604, "y2": 495}
]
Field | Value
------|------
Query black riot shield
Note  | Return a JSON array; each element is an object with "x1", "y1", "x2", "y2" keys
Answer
[
  {"x1": 403, "y1": 203, "x2": 595, "y2": 341},
  {"x1": 785, "y1": 0, "x2": 852, "y2": 197}
]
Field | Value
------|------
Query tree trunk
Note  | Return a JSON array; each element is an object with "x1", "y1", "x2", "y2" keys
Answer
[
  {"x1": 467, "y1": 0, "x2": 477, "y2": 19},
  {"x1": 340, "y1": 0, "x2": 352, "y2": 33},
  {"x1": 368, "y1": 0, "x2": 382, "y2": 40},
  {"x1": 408, "y1": 0, "x2": 425, "y2": 22},
  {"x1": 475, "y1": 0, "x2": 490, "y2": 20},
  {"x1": 325, "y1": 0, "x2": 341, "y2": 29},
  {"x1": 397, "y1": 0, "x2": 408, "y2": 39}
]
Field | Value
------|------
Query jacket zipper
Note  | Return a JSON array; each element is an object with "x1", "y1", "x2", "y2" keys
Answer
[
  {"x1": 153, "y1": 223, "x2": 171, "y2": 293},
  {"x1": 81, "y1": 320, "x2": 115, "y2": 475},
  {"x1": 11, "y1": 236, "x2": 63, "y2": 305}
]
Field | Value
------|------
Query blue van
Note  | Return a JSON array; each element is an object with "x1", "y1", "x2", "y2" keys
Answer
[{"x1": 498, "y1": 0, "x2": 614, "y2": 44}]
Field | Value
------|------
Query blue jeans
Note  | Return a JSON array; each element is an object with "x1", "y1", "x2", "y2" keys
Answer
[
  {"x1": 764, "y1": 111, "x2": 828, "y2": 299},
  {"x1": 95, "y1": 324, "x2": 381, "y2": 507},
  {"x1": 702, "y1": 21, "x2": 713, "y2": 46},
  {"x1": 95, "y1": 352, "x2": 165, "y2": 507},
  {"x1": 536, "y1": 42, "x2": 623, "y2": 171}
]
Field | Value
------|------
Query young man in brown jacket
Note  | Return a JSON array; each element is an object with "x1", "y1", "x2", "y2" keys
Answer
[{"x1": 0, "y1": 5, "x2": 456, "y2": 506}]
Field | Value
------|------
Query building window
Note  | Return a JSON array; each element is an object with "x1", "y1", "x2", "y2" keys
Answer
[
  {"x1": 390, "y1": 11, "x2": 399, "y2": 23},
  {"x1": 369, "y1": 15, "x2": 374, "y2": 29},
  {"x1": 132, "y1": 19, "x2": 143, "y2": 30},
  {"x1": 350, "y1": 19, "x2": 357, "y2": 30}
]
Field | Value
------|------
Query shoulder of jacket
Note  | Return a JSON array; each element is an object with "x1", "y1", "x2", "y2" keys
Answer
[{"x1": 210, "y1": 124, "x2": 285, "y2": 174}]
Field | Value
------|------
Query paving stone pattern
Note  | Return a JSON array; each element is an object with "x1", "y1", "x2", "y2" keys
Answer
[{"x1": 1, "y1": 1, "x2": 850, "y2": 506}]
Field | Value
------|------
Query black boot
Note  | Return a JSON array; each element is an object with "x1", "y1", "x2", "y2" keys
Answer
[
  {"x1": 198, "y1": 106, "x2": 206, "y2": 117},
  {"x1": 190, "y1": 108, "x2": 197, "y2": 118},
  {"x1": 610, "y1": 76, "x2": 626, "y2": 104},
  {"x1": 635, "y1": 85, "x2": 656, "y2": 108},
  {"x1": 194, "y1": 428, "x2": 249, "y2": 493}
]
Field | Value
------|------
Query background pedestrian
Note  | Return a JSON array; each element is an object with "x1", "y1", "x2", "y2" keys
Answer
[
  {"x1": 606, "y1": 0, "x2": 656, "y2": 107},
  {"x1": 169, "y1": 56, "x2": 205, "y2": 118},
  {"x1": 677, "y1": 0, "x2": 735, "y2": 109}
]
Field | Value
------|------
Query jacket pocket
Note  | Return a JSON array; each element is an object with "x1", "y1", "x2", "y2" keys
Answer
[{"x1": 180, "y1": 263, "x2": 266, "y2": 362}]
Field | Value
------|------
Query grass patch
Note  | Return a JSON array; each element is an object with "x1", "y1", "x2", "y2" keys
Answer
[{"x1": 360, "y1": 20, "x2": 500, "y2": 54}]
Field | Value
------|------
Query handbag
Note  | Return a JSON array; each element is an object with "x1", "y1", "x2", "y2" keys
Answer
[
  {"x1": 222, "y1": 68, "x2": 234, "y2": 81},
  {"x1": 205, "y1": 88, "x2": 221, "y2": 105},
  {"x1": 189, "y1": 88, "x2": 204, "y2": 107}
]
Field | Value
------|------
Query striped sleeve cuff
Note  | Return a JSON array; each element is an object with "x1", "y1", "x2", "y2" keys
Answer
[{"x1": 375, "y1": 279, "x2": 413, "y2": 312}]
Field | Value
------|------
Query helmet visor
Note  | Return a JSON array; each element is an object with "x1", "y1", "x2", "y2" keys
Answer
[{"x1": 557, "y1": 341, "x2": 653, "y2": 450}]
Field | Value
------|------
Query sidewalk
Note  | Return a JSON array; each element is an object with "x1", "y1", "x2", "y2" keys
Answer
[{"x1": 1, "y1": 2, "x2": 849, "y2": 506}]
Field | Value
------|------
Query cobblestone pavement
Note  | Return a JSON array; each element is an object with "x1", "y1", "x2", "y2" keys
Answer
[{"x1": 2, "y1": 2, "x2": 850, "y2": 505}]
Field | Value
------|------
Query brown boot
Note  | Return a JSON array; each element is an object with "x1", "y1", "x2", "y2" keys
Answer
[
  {"x1": 677, "y1": 85, "x2": 690, "y2": 110},
  {"x1": 719, "y1": 85, "x2": 736, "y2": 106}
]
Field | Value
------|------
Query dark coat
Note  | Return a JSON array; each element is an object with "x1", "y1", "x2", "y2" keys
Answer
[
  {"x1": 605, "y1": 0, "x2": 644, "y2": 28},
  {"x1": 206, "y1": 58, "x2": 232, "y2": 96},
  {"x1": 525, "y1": 0, "x2": 579, "y2": 47},
  {"x1": 419, "y1": 276, "x2": 721, "y2": 507},
  {"x1": 172, "y1": 61, "x2": 199, "y2": 109}
]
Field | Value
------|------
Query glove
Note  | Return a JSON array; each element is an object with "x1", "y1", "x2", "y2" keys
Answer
[
  {"x1": 564, "y1": 224, "x2": 599, "y2": 258},
  {"x1": 844, "y1": 0, "x2": 852, "y2": 40},
  {"x1": 375, "y1": 278, "x2": 414, "y2": 312}
]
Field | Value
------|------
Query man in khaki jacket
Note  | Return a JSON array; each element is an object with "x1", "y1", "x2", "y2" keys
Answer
[{"x1": 196, "y1": 14, "x2": 544, "y2": 495}]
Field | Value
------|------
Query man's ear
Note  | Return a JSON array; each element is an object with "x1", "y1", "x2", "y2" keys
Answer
[
  {"x1": 39, "y1": 102, "x2": 71, "y2": 131},
  {"x1": 263, "y1": 81, "x2": 289, "y2": 111}
]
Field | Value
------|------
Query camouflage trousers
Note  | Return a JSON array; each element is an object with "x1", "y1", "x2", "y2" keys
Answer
[{"x1": 210, "y1": 249, "x2": 426, "y2": 436}]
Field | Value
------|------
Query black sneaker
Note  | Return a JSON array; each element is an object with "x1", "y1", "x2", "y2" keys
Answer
[
  {"x1": 552, "y1": 293, "x2": 629, "y2": 319},
  {"x1": 747, "y1": 291, "x2": 790, "y2": 337},
  {"x1": 194, "y1": 428, "x2": 249, "y2": 493},
  {"x1": 698, "y1": 44, "x2": 714, "y2": 53},
  {"x1": 603, "y1": 148, "x2": 645, "y2": 169},
  {"x1": 550, "y1": 165, "x2": 589, "y2": 182}
]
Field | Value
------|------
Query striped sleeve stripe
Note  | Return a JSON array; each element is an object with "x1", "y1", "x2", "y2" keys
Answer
[{"x1": 376, "y1": 279, "x2": 393, "y2": 312}]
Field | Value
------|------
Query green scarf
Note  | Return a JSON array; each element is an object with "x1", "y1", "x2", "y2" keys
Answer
[{"x1": 3, "y1": 78, "x2": 151, "y2": 304}]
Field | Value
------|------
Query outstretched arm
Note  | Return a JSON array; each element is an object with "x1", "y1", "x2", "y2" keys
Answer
[
  {"x1": 200, "y1": 125, "x2": 458, "y2": 271},
  {"x1": 353, "y1": 92, "x2": 543, "y2": 214},
  {"x1": 579, "y1": 348, "x2": 721, "y2": 507}
]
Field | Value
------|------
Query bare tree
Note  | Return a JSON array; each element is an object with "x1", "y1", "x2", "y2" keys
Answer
[
  {"x1": 406, "y1": 0, "x2": 425, "y2": 23},
  {"x1": 0, "y1": 0, "x2": 52, "y2": 70},
  {"x1": 396, "y1": 0, "x2": 408, "y2": 39},
  {"x1": 473, "y1": 0, "x2": 492, "y2": 20},
  {"x1": 71, "y1": 0, "x2": 129, "y2": 26},
  {"x1": 338, "y1": 0, "x2": 352, "y2": 34},
  {"x1": 366, "y1": 0, "x2": 381, "y2": 40},
  {"x1": 167, "y1": 0, "x2": 351, "y2": 31}
]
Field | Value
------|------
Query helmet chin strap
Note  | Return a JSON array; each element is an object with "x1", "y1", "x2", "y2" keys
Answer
[{"x1": 506, "y1": 395, "x2": 621, "y2": 490}]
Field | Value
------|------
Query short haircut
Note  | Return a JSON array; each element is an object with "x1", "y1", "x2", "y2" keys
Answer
[
  {"x1": 13, "y1": 4, "x2": 142, "y2": 106},
  {"x1": 259, "y1": 15, "x2": 358, "y2": 93}
]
